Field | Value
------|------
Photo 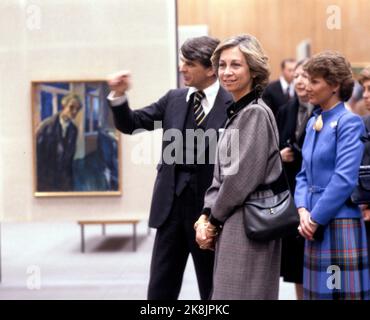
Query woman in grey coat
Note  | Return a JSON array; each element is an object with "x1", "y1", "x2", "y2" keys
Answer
[{"x1": 195, "y1": 34, "x2": 282, "y2": 300}]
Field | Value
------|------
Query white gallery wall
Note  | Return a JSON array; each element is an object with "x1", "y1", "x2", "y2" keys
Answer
[{"x1": 0, "y1": 0, "x2": 177, "y2": 221}]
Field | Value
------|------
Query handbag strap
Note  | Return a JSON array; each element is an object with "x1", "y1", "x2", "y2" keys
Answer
[
  {"x1": 216, "y1": 97, "x2": 290, "y2": 202},
  {"x1": 253, "y1": 101, "x2": 291, "y2": 194}
]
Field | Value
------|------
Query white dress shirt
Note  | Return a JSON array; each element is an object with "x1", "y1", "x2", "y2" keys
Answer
[
  {"x1": 279, "y1": 76, "x2": 295, "y2": 98},
  {"x1": 186, "y1": 80, "x2": 220, "y2": 116},
  {"x1": 59, "y1": 116, "x2": 71, "y2": 138}
]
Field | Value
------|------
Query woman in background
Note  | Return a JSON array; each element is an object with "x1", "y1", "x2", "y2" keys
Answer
[{"x1": 277, "y1": 59, "x2": 314, "y2": 300}]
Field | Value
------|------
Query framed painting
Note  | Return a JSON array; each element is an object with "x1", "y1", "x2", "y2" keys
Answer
[{"x1": 31, "y1": 80, "x2": 122, "y2": 197}]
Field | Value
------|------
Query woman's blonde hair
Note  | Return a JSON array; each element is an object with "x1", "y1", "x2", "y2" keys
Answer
[
  {"x1": 359, "y1": 66, "x2": 370, "y2": 86},
  {"x1": 211, "y1": 34, "x2": 270, "y2": 94}
]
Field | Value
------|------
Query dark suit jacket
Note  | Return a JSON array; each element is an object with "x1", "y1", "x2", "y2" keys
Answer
[
  {"x1": 36, "y1": 113, "x2": 78, "y2": 191},
  {"x1": 362, "y1": 116, "x2": 370, "y2": 165},
  {"x1": 276, "y1": 97, "x2": 314, "y2": 192},
  {"x1": 262, "y1": 80, "x2": 292, "y2": 117},
  {"x1": 110, "y1": 87, "x2": 233, "y2": 228}
]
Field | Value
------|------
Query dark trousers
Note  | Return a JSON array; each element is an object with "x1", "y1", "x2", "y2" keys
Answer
[{"x1": 147, "y1": 185, "x2": 214, "y2": 300}]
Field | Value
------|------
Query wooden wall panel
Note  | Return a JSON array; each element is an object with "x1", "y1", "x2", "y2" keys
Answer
[
  {"x1": 178, "y1": 0, "x2": 370, "y2": 79},
  {"x1": 311, "y1": 0, "x2": 344, "y2": 54},
  {"x1": 341, "y1": 0, "x2": 369, "y2": 62}
]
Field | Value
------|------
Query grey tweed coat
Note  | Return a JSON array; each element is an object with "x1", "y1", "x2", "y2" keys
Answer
[{"x1": 204, "y1": 98, "x2": 282, "y2": 300}]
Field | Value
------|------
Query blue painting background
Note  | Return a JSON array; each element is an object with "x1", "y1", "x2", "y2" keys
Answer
[{"x1": 35, "y1": 81, "x2": 120, "y2": 193}]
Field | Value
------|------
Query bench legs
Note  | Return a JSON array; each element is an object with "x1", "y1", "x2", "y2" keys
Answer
[
  {"x1": 80, "y1": 224, "x2": 85, "y2": 253},
  {"x1": 133, "y1": 223, "x2": 137, "y2": 252},
  {"x1": 80, "y1": 223, "x2": 139, "y2": 253}
]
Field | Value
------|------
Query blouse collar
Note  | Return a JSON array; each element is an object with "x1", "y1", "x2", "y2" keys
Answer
[
  {"x1": 227, "y1": 89, "x2": 258, "y2": 118},
  {"x1": 312, "y1": 102, "x2": 345, "y2": 119}
]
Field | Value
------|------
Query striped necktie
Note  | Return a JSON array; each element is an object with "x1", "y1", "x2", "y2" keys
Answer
[{"x1": 193, "y1": 90, "x2": 206, "y2": 126}]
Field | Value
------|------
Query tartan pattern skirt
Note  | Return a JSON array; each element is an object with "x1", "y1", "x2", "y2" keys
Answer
[{"x1": 303, "y1": 218, "x2": 370, "y2": 300}]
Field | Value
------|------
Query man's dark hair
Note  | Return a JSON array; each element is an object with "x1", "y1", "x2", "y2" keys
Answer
[
  {"x1": 180, "y1": 36, "x2": 220, "y2": 68},
  {"x1": 281, "y1": 58, "x2": 296, "y2": 70}
]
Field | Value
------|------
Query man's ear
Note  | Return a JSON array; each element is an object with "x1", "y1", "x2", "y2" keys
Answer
[{"x1": 206, "y1": 66, "x2": 216, "y2": 78}]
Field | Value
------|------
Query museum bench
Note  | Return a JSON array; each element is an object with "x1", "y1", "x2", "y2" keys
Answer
[{"x1": 77, "y1": 219, "x2": 142, "y2": 253}]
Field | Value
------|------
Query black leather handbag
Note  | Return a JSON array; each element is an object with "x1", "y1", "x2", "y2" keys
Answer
[
  {"x1": 351, "y1": 165, "x2": 370, "y2": 205},
  {"x1": 243, "y1": 188, "x2": 299, "y2": 241},
  {"x1": 242, "y1": 104, "x2": 299, "y2": 241}
]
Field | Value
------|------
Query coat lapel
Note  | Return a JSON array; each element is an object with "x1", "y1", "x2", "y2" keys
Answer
[
  {"x1": 171, "y1": 91, "x2": 189, "y2": 131},
  {"x1": 287, "y1": 98, "x2": 299, "y2": 141},
  {"x1": 305, "y1": 119, "x2": 316, "y2": 178},
  {"x1": 205, "y1": 87, "x2": 233, "y2": 132},
  {"x1": 197, "y1": 88, "x2": 233, "y2": 160},
  {"x1": 169, "y1": 88, "x2": 232, "y2": 161}
]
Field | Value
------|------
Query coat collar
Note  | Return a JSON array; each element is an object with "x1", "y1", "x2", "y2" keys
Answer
[
  {"x1": 226, "y1": 89, "x2": 258, "y2": 118},
  {"x1": 312, "y1": 101, "x2": 346, "y2": 120}
]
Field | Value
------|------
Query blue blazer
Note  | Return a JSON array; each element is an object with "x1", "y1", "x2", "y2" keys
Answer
[{"x1": 294, "y1": 103, "x2": 365, "y2": 226}]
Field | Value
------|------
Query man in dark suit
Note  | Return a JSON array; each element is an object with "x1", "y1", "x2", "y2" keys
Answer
[
  {"x1": 36, "y1": 93, "x2": 82, "y2": 192},
  {"x1": 107, "y1": 36, "x2": 233, "y2": 300},
  {"x1": 263, "y1": 58, "x2": 296, "y2": 117}
]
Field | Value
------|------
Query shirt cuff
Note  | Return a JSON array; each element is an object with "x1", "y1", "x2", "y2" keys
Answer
[
  {"x1": 200, "y1": 207, "x2": 223, "y2": 230},
  {"x1": 295, "y1": 200, "x2": 307, "y2": 210},
  {"x1": 310, "y1": 211, "x2": 326, "y2": 226},
  {"x1": 209, "y1": 215, "x2": 223, "y2": 230},
  {"x1": 107, "y1": 91, "x2": 127, "y2": 107}
]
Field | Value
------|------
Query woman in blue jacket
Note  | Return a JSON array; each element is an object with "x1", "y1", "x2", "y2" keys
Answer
[{"x1": 295, "y1": 51, "x2": 370, "y2": 300}]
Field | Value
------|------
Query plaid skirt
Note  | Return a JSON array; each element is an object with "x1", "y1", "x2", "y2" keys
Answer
[{"x1": 303, "y1": 218, "x2": 370, "y2": 300}]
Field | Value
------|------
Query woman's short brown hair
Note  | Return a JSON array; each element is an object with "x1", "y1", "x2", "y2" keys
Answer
[
  {"x1": 304, "y1": 51, "x2": 354, "y2": 101},
  {"x1": 359, "y1": 66, "x2": 370, "y2": 86},
  {"x1": 211, "y1": 34, "x2": 270, "y2": 94}
]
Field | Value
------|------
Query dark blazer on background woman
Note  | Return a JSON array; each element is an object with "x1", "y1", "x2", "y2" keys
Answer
[
  {"x1": 277, "y1": 97, "x2": 314, "y2": 284},
  {"x1": 277, "y1": 97, "x2": 315, "y2": 191}
]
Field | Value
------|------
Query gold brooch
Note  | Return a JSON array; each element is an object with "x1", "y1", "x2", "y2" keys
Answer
[{"x1": 313, "y1": 114, "x2": 323, "y2": 131}]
